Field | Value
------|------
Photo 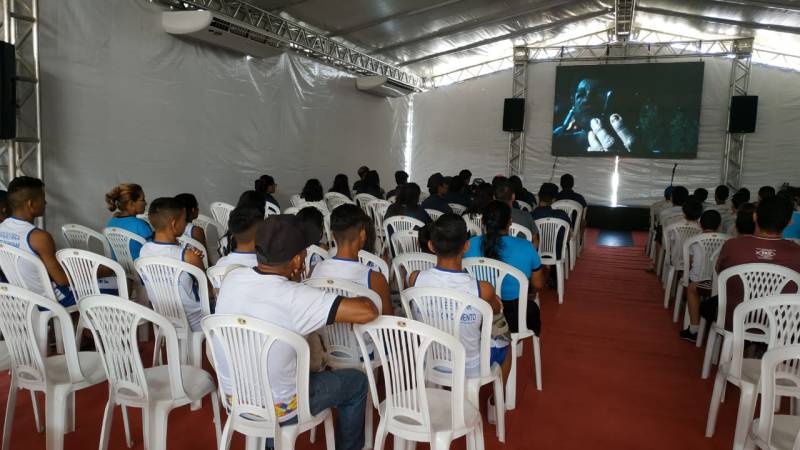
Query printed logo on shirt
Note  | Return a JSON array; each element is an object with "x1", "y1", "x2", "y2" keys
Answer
[{"x1": 755, "y1": 247, "x2": 777, "y2": 260}]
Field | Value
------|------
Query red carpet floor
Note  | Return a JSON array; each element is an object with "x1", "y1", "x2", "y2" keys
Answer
[{"x1": 0, "y1": 229, "x2": 739, "y2": 449}]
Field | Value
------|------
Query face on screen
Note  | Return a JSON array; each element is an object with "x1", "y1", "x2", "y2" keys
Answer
[{"x1": 572, "y1": 78, "x2": 604, "y2": 130}]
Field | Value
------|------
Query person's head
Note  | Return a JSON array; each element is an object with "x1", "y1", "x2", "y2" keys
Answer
[
  {"x1": 508, "y1": 175, "x2": 525, "y2": 198},
  {"x1": 427, "y1": 173, "x2": 445, "y2": 196},
  {"x1": 491, "y1": 175, "x2": 508, "y2": 189},
  {"x1": 755, "y1": 195, "x2": 793, "y2": 235},
  {"x1": 736, "y1": 203, "x2": 756, "y2": 235},
  {"x1": 700, "y1": 210, "x2": 722, "y2": 232},
  {"x1": 449, "y1": 174, "x2": 465, "y2": 195},
  {"x1": 174, "y1": 193, "x2": 199, "y2": 222},
  {"x1": 664, "y1": 186, "x2": 673, "y2": 201},
  {"x1": 428, "y1": 214, "x2": 469, "y2": 258},
  {"x1": 396, "y1": 183, "x2": 422, "y2": 209},
  {"x1": 301, "y1": 179, "x2": 324, "y2": 202},
  {"x1": 418, "y1": 224, "x2": 433, "y2": 255},
  {"x1": 560, "y1": 173, "x2": 575, "y2": 190},
  {"x1": 366, "y1": 170, "x2": 381, "y2": 189},
  {"x1": 255, "y1": 175, "x2": 276, "y2": 195},
  {"x1": 296, "y1": 207, "x2": 324, "y2": 244},
  {"x1": 682, "y1": 199, "x2": 703, "y2": 221},
  {"x1": 758, "y1": 185, "x2": 776, "y2": 203},
  {"x1": 330, "y1": 174, "x2": 351, "y2": 197},
  {"x1": 8, "y1": 176, "x2": 46, "y2": 219},
  {"x1": 481, "y1": 200, "x2": 512, "y2": 260},
  {"x1": 538, "y1": 183, "x2": 559, "y2": 205},
  {"x1": 255, "y1": 215, "x2": 320, "y2": 278},
  {"x1": 671, "y1": 186, "x2": 690, "y2": 207},
  {"x1": 0, "y1": 190, "x2": 7, "y2": 221},
  {"x1": 731, "y1": 191, "x2": 749, "y2": 212},
  {"x1": 571, "y1": 78, "x2": 605, "y2": 131},
  {"x1": 237, "y1": 190, "x2": 266, "y2": 217},
  {"x1": 105, "y1": 183, "x2": 146, "y2": 216},
  {"x1": 493, "y1": 178, "x2": 515, "y2": 205},
  {"x1": 467, "y1": 183, "x2": 494, "y2": 214},
  {"x1": 714, "y1": 185, "x2": 729, "y2": 204},
  {"x1": 737, "y1": 187, "x2": 751, "y2": 203},
  {"x1": 357, "y1": 166, "x2": 369, "y2": 181},
  {"x1": 226, "y1": 206, "x2": 263, "y2": 252},
  {"x1": 394, "y1": 171, "x2": 408, "y2": 187},
  {"x1": 692, "y1": 188, "x2": 709, "y2": 204},
  {"x1": 330, "y1": 204, "x2": 369, "y2": 249},
  {"x1": 459, "y1": 169, "x2": 472, "y2": 185},
  {"x1": 148, "y1": 197, "x2": 187, "y2": 237}
]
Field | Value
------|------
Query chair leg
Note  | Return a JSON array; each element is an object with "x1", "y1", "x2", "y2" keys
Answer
[
  {"x1": 702, "y1": 331, "x2": 719, "y2": 379},
  {"x1": 432, "y1": 433, "x2": 453, "y2": 450},
  {"x1": 492, "y1": 375, "x2": 506, "y2": 443},
  {"x1": 363, "y1": 390, "x2": 374, "y2": 450},
  {"x1": 324, "y1": 413, "x2": 336, "y2": 450},
  {"x1": 31, "y1": 390, "x2": 43, "y2": 433},
  {"x1": 533, "y1": 337, "x2": 542, "y2": 391},
  {"x1": 151, "y1": 329, "x2": 163, "y2": 367},
  {"x1": 99, "y1": 399, "x2": 115, "y2": 450},
  {"x1": 45, "y1": 386, "x2": 71, "y2": 450},
  {"x1": 697, "y1": 318, "x2": 707, "y2": 348},
  {"x1": 556, "y1": 264, "x2": 565, "y2": 304},
  {"x1": 663, "y1": 267, "x2": 675, "y2": 309},
  {"x1": 2, "y1": 379, "x2": 17, "y2": 450},
  {"x1": 219, "y1": 419, "x2": 233, "y2": 450},
  {"x1": 210, "y1": 392, "x2": 222, "y2": 448},
  {"x1": 310, "y1": 426, "x2": 317, "y2": 443},
  {"x1": 705, "y1": 370, "x2": 727, "y2": 437},
  {"x1": 673, "y1": 284, "x2": 684, "y2": 323},
  {"x1": 146, "y1": 404, "x2": 171, "y2": 450},
  {"x1": 66, "y1": 391, "x2": 76, "y2": 433},
  {"x1": 121, "y1": 406, "x2": 133, "y2": 448},
  {"x1": 505, "y1": 338, "x2": 519, "y2": 411},
  {"x1": 372, "y1": 418, "x2": 387, "y2": 450},
  {"x1": 733, "y1": 384, "x2": 758, "y2": 450}
]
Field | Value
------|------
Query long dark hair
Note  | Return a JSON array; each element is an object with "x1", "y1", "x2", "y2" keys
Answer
[
  {"x1": 396, "y1": 183, "x2": 421, "y2": 209},
  {"x1": 301, "y1": 179, "x2": 324, "y2": 202},
  {"x1": 329, "y1": 174, "x2": 352, "y2": 199},
  {"x1": 481, "y1": 200, "x2": 511, "y2": 260}
]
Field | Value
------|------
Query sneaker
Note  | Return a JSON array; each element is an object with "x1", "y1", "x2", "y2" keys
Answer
[{"x1": 679, "y1": 328, "x2": 697, "y2": 343}]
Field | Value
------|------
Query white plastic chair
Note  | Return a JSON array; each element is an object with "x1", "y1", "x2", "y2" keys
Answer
[
  {"x1": 283, "y1": 206, "x2": 300, "y2": 215},
  {"x1": 368, "y1": 200, "x2": 391, "y2": 254},
  {"x1": 509, "y1": 223, "x2": 533, "y2": 241},
  {"x1": 207, "y1": 263, "x2": 244, "y2": 290},
  {"x1": 672, "y1": 233, "x2": 730, "y2": 323},
  {"x1": 353, "y1": 316, "x2": 483, "y2": 450},
  {"x1": 210, "y1": 202, "x2": 235, "y2": 235},
  {"x1": 81, "y1": 295, "x2": 221, "y2": 450},
  {"x1": 265, "y1": 201, "x2": 281, "y2": 217},
  {"x1": 355, "y1": 193, "x2": 378, "y2": 214},
  {"x1": 552, "y1": 199, "x2": 583, "y2": 271},
  {"x1": 202, "y1": 314, "x2": 334, "y2": 450},
  {"x1": 705, "y1": 294, "x2": 800, "y2": 449},
  {"x1": 178, "y1": 235, "x2": 209, "y2": 268},
  {"x1": 400, "y1": 286, "x2": 505, "y2": 443},
  {"x1": 193, "y1": 214, "x2": 219, "y2": 240},
  {"x1": 516, "y1": 201, "x2": 532, "y2": 212},
  {"x1": 448, "y1": 203, "x2": 467, "y2": 215},
  {"x1": 61, "y1": 224, "x2": 112, "y2": 258},
  {"x1": 463, "y1": 257, "x2": 540, "y2": 409},
  {"x1": 304, "y1": 245, "x2": 330, "y2": 280},
  {"x1": 746, "y1": 344, "x2": 800, "y2": 450},
  {"x1": 534, "y1": 217, "x2": 570, "y2": 304},
  {"x1": 645, "y1": 200, "x2": 664, "y2": 259},
  {"x1": 701, "y1": 264, "x2": 800, "y2": 380},
  {"x1": 426, "y1": 209, "x2": 443, "y2": 221},
  {"x1": 0, "y1": 284, "x2": 107, "y2": 450},
  {"x1": 102, "y1": 227, "x2": 147, "y2": 281},
  {"x1": 662, "y1": 221, "x2": 702, "y2": 309},
  {"x1": 359, "y1": 250, "x2": 389, "y2": 277},
  {"x1": 391, "y1": 252, "x2": 437, "y2": 291},
  {"x1": 135, "y1": 257, "x2": 212, "y2": 370},
  {"x1": 324, "y1": 192, "x2": 353, "y2": 212},
  {"x1": 383, "y1": 216, "x2": 424, "y2": 258},
  {"x1": 463, "y1": 213, "x2": 483, "y2": 237},
  {"x1": 298, "y1": 200, "x2": 330, "y2": 216},
  {"x1": 390, "y1": 230, "x2": 420, "y2": 256}
]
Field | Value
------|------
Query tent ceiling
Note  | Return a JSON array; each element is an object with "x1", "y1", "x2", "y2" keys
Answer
[{"x1": 243, "y1": 0, "x2": 800, "y2": 81}]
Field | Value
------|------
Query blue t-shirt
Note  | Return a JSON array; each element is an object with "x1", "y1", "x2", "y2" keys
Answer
[
  {"x1": 106, "y1": 216, "x2": 153, "y2": 260},
  {"x1": 464, "y1": 235, "x2": 541, "y2": 301},
  {"x1": 783, "y1": 211, "x2": 800, "y2": 239}
]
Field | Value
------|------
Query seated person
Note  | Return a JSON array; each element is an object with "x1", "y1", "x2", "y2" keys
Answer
[
  {"x1": 385, "y1": 170, "x2": 408, "y2": 200},
  {"x1": 713, "y1": 185, "x2": 729, "y2": 207},
  {"x1": 779, "y1": 186, "x2": 800, "y2": 239},
  {"x1": 175, "y1": 193, "x2": 208, "y2": 250},
  {"x1": 555, "y1": 173, "x2": 587, "y2": 208},
  {"x1": 139, "y1": 197, "x2": 208, "y2": 331},
  {"x1": 681, "y1": 209, "x2": 722, "y2": 342},
  {"x1": 408, "y1": 214, "x2": 509, "y2": 384},
  {"x1": 691, "y1": 187, "x2": 709, "y2": 205},
  {"x1": 328, "y1": 173, "x2": 352, "y2": 200},
  {"x1": 237, "y1": 190, "x2": 267, "y2": 217},
  {"x1": 509, "y1": 175, "x2": 536, "y2": 208},
  {"x1": 0, "y1": 177, "x2": 75, "y2": 305},
  {"x1": 105, "y1": 183, "x2": 152, "y2": 259},
  {"x1": 296, "y1": 206, "x2": 327, "y2": 271},
  {"x1": 700, "y1": 195, "x2": 800, "y2": 330},
  {"x1": 310, "y1": 204, "x2": 391, "y2": 315},
  {"x1": 255, "y1": 175, "x2": 279, "y2": 210},
  {"x1": 459, "y1": 169, "x2": 472, "y2": 186},
  {"x1": 443, "y1": 174, "x2": 472, "y2": 208},
  {"x1": 658, "y1": 185, "x2": 690, "y2": 226},
  {"x1": 421, "y1": 173, "x2": 454, "y2": 214},
  {"x1": 300, "y1": 179, "x2": 325, "y2": 203},
  {"x1": 352, "y1": 165, "x2": 369, "y2": 193},
  {"x1": 531, "y1": 183, "x2": 571, "y2": 259},
  {"x1": 733, "y1": 203, "x2": 756, "y2": 236},
  {"x1": 215, "y1": 206, "x2": 261, "y2": 269},
  {"x1": 758, "y1": 185, "x2": 776, "y2": 204},
  {"x1": 384, "y1": 182, "x2": 432, "y2": 224},
  {"x1": 737, "y1": 187, "x2": 751, "y2": 203},
  {"x1": 666, "y1": 199, "x2": 702, "y2": 267},
  {"x1": 463, "y1": 183, "x2": 494, "y2": 218},
  {"x1": 214, "y1": 215, "x2": 378, "y2": 450},
  {"x1": 356, "y1": 170, "x2": 384, "y2": 199},
  {"x1": 494, "y1": 178, "x2": 536, "y2": 244},
  {"x1": 465, "y1": 201, "x2": 545, "y2": 336}
]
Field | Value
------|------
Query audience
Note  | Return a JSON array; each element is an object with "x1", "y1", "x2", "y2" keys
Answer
[
  {"x1": 361, "y1": 170, "x2": 385, "y2": 199},
  {"x1": 421, "y1": 172, "x2": 453, "y2": 214},
  {"x1": 300, "y1": 179, "x2": 325, "y2": 203},
  {"x1": 459, "y1": 169, "x2": 472, "y2": 186},
  {"x1": 384, "y1": 182, "x2": 431, "y2": 224},
  {"x1": 214, "y1": 215, "x2": 377, "y2": 450},
  {"x1": 658, "y1": 185, "x2": 690, "y2": 226},
  {"x1": 105, "y1": 183, "x2": 153, "y2": 260},
  {"x1": 352, "y1": 165, "x2": 369, "y2": 193},
  {"x1": 737, "y1": 187, "x2": 751, "y2": 203},
  {"x1": 666, "y1": 198, "x2": 702, "y2": 267},
  {"x1": 385, "y1": 170, "x2": 408, "y2": 199},
  {"x1": 443, "y1": 174, "x2": 471, "y2": 208},
  {"x1": 692, "y1": 187, "x2": 709, "y2": 205},
  {"x1": 758, "y1": 185, "x2": 776, "y2": 203},
  {"x1": 494, "y1": 178, "x2": 536, "y2": 242},
  {"x1": 714, "y1": 185, "x2": 729, "y2": 206},
  {"x1": 734, "y1": 203, "x2": 756, "y2": 236},
  {"x1": 556, "y1": 173, "x2": 587, "y2": 207},
  {"x1": 329, "y1": 173, "x2": 352, "y2": 200},
  {"x1": 680, "y1": 209, "x2": 722, "y2": 342},
  {"x1": 216, "y1": 206, "x2": 261, "y2": 268},
  {"x1": 175, "y1": 193, "x2": 208, "y2": 250},
  {"x1": 531, "y1": 183, "x2": 571, "y2": 260},
  {"x1": 237, "y1": 190, "x2": 267, "y2": 217},
  {"x1": 780, "y1": 186, "x2": 800, "y2": 239},
  {"x1": 509, "y1": 175, "x2": 536, "y2": 208},
  {"x1": 255, "y1": 174, "x2": 279, "y2": 209},
  {"x1": 464, "y1": 183, "x2": 494, "y2": 218}
]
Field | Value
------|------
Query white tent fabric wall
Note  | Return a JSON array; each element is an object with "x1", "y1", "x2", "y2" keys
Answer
[{"x1": 38, "y1": 0, "x2": 408, "y2": 244}]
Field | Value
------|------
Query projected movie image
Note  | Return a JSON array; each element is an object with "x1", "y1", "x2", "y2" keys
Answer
[{"x1": 551, "y1": 62, "x2": 704, "y2": 158}]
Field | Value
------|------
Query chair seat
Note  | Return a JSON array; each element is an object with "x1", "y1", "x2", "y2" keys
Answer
[
  {"x1": 379, "y1": 388, "x2": 480, "y2": 434},
  {"x1": 722, "y1": 358, "x2": 787, "y2": 386},
  {"x1": 45, "y1": 351, "x2": 106, "y2": 386},
  {"x1": 142, "y1": 365, "x2": 215, "y2": 402},
  {"x1": 751, "y1": 416, "x2": 800, "y2": 450}
]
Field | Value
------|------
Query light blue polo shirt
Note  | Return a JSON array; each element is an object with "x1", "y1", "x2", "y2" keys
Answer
[{"x1": 464, "y1": 235, "x2": 541, "y2": 300}]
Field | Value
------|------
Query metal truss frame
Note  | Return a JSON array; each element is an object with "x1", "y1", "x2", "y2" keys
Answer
[
  {"x1": 722, "y1": 55, "x2": 752, "y2": 190},
  {"x1": 507, "y1": 46, "x2": 528, "y2": 178},
  {"x1": 614, "y1": 0, "x2": 636, "y2": 42},
  {"x1": 165, "y1": 0, "x2": 422, "y2": 89},
  {"x1": 0, "y1": 0, "x2": 42, "y2": 190}
]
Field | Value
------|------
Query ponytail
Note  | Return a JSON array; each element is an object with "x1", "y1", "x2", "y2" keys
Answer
[
  {"x1": 481, "y1": 200, "x2": 511, "y2": 260},
  {"x1": 105, "y1": 183, "x2": 144, "y2": 213}
]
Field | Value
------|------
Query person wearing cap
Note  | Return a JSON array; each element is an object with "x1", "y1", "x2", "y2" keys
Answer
[
  {"x1": 421, "y1": 172, "x2": 454, "y2": 214},
  {"x1": 352, "y1": 165, "x2": 370, "y2": 194},
  {"x1": 214, "y1": 215, "x2": 378, "y2": 450},
  {"x1": 255, "y1": 174, "x2": 279, "y2": 209}
]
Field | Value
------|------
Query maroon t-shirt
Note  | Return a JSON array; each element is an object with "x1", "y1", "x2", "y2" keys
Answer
[{"x1": 716, "y1": 236, "x2": 800, "y2": 329}]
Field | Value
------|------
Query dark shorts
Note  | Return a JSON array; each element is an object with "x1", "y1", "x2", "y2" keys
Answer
[
  {"x1": 490, "y1": 345, "x2": 509, "y2": 367},
  {"x1": 502, "y1": 298, "x2": 542, "y2": 336},
  {"x1": 700, "y1": 295, "x2": 718, "y2": 324}
]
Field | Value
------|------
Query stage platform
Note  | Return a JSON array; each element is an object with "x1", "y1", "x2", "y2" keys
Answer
[{"x1": 586, "y1": 204, "x2": 650, "y2": 231}]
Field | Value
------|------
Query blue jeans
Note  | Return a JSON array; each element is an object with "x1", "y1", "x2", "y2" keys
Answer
[{"x1": 269, "y1": 369, "x2": 368, "y2": 450}]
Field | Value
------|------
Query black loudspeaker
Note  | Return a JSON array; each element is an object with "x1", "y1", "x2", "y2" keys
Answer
[
  {"x1": 729, "y1": 95, "x2": 758, "y2": 134},
  {"x1": 502, "y1": 98, "x2": 525, "y2": 132},
  {"x1": 0, "y1": 41, "x2": 15, "y2": 140}
]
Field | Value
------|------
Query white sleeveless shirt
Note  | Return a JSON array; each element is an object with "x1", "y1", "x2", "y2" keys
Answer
[
  {"x1": 182, "y1": 223, "x2": 195, "y2": 239},
  {"x1": 0, "y1": 217, "x2": 49, "y2": 296},
  {"x1": 310, "y1": 257, "x2": 373, "y2": 290},
  {"x1": 413, "y1": 267, "x2": 483, "y2": 377},
  {"x1": 139, "y1": 241, "x2": 203, "y2": 331}
]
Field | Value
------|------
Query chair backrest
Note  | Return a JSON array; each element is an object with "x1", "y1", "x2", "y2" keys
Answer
[
  {"x1": 61, "y1": 223, "x2": 112, "y2": 258},
  {"x1": 354, "y1": 317, "x2": 467, "y2": 435},
  {"x1": 663, "y1": 221, "x2": 702, "y2": 266},
  {"x1": 210, "y1": 202, "x2": 235, "y2": 235},
  {"x1": 383, "y1": 215, "x2": 424, "y2": 256},
  {"x1": 369, "y1": 200, "x2": 391, "y2": 247},
  {"x1": 202, "y1": 314, "x2": 313, "y2": 429},
  {"x1": 400, "y1": 286, "x2": 493, "y2": 381},
  {"x1": 716, "y1": 264, "x2": 800, "y2": 328},
  {"x1": 391, "y1": 230, "x2": 420, "y2": 256},
  {"x1": 358, "y1": 250, "x2": 389, "y2": 277},
  {"x1": 103, "y1": 227, "x2": 148, "y2": 279},
  {"x1": 0, "y1": 243, "x2": 54, "y2": 300},
  {"x1": 206, "y1": 264, "x2": 243, "y2": 290},
  {"x1": 81, "y1": 295, "x2": 186, "y2": 403},
  {"x1": 0, "y1": 284, "x2": 85, "y2": 390},
  {"x1": 516, "y1": 200, "x2": 532, "y2": 212},
  {"x1": 283, "y1": 206, "x2": 300, "y2": 215},
  {"x1": 135, "y1": 256, "x2": 211, "y2": 338},
  {"x1": 662, "y1": 212, "x2": 685, "y2": 228},
  {"x1": 680, "y1": 233, "x2": 730, "y2": 284},
  {"x1": 303, "y1": 277, "x2": 382, "y2": 368},
  {"x1": 754, "y1": 344, "x2": 800, "y2": 448},
  {"x1": 463, "y1": 213, "x2": 483, "y2": 237},
  {"x1": 552, "y1": 199, "x2": 582, "y2": 228},
  {"x1": 193, "y1": 214, "x2": 220, "y2": 241},
  {"x1": 425, "y1": 209, "x2": 443, "y2": 221},
  {"x1": 391, "y1": 252, "x2": 437, "y2": 291},
  {"x1": 264, "y1": 201, "x2": 281, "y2": 217},
  {"x1": 290, "y1": 194, "x2": 303, "y2": 208},
  {"x1": 533, "y1": 217, "x2": 570, "y2": 263},
  {"x1": 322, "y1": 213, "x2": 333, "y2": 247},
  {"x1": 354, "y1": 193, "x2": 378, "y2": 213},
  {"x1": 56, "y1": 248, "x2": 130, "y2": 301},
  {"x1": 509, "y1": 223, "x2": 533, "y2": 240},
  {"x1": 298, "y1": 200, "x2": 329, "y2": 216},
  {"x1": 448, "y1": 203, "x2": 467, "y2": 215},
  {"x1": 324, "y1": 192, "x2": 353, "y2": 212},
  {"x1": 304, "y1": 245, "x2": 330, "y2": 280},
  {"x1": 177, "y1": 235, "x2": 209, "y2": 268},
  {"x1": 463, "y1": 257, "x2": 530, "y2": 332}
]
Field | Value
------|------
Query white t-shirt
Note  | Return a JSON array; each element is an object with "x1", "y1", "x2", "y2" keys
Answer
[
  {"x1": 0, "y1": 217, "x2": 47, "y2": 296},
  {"x1": 688, "y1": 241, "x2": 705, "y2": 283},
  {"x1": 310, "y1": 257, "x2": 373, "y2": 290},
  {"x1": 139, "y1": 241, "x2": 203, "y2": 332},
  {"x1": 214, "y1": 268, "x2": 340, "y2": 422},
  {"x1": 215, "y1": 251, "x2": 258, "y2": 269}
]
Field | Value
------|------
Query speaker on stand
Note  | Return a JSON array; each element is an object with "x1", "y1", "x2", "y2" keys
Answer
[
  {"x1": 728, "y1": 95, "x2": 758, "y2": 134},
  {"x1": 503, "y1": 98, "x2": 525, "y2": 132}
]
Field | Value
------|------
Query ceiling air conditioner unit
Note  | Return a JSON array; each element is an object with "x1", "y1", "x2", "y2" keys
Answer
[
  {"x1": 162, "y1": 10, "x2": 282, "y2": 59},
  {"x1": 356, "y1": 76, "x2": 414, "y2": 98}
]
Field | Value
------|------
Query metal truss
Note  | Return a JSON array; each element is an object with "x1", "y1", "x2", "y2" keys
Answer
[
  {"x1": 166, "y1": 0, "x2": 422, "y2": 89},
  {"x1": 0, "y1": 0, "x2": 42, "y2": 190},
  {"x1": 614, "y1": 0, "x2": 636, "y2": 42},
  {"x1": 507, "y1": 46, "x2": 528, "y2": 178},
  {"x1": 722, "y1": 55, "x2": 752, "y2": 190},
  {"x1": 525, "y1": 37, "x2": 754, "y2": 62}
]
